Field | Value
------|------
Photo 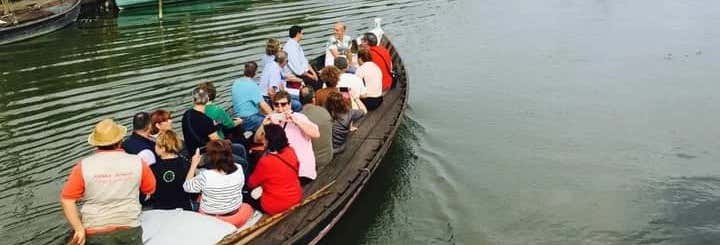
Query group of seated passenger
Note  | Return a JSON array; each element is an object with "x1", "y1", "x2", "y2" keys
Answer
[{"x1": 59, "y1": 22, "x2": 395, "y2": 242}]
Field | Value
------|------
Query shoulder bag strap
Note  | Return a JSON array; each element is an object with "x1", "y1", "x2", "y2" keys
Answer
[{"x1": 269, "y1": 153, "x2": 298, "y2": 174}]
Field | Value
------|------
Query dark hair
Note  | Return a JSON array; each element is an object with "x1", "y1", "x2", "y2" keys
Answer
[
  {"x1": 319, "y1": 66, "x2": 340, "y2": 88},
  {"x1": 132, "y1": 112, "x2": 151, "y2": 131},
  {"x1": 334, "y1": 57, "x2": 348, "y2": 70},
  {"x1": 264, "y1": 124, "x2": 289, "y2": 152},
  {"x1": 244, "y1": 61, "x2": 258, "y2": 77},
  {"x1": 265, "y1": 38, "x2": 280, "y2": 56},
  {"x1": 300, "y1": 86, "x2": 315, "y2": 105},
  {"x1": 192, "y1": 87, "x2": 210, "y2": 105},
  {"x1": 204, "y1": 140, "x2": 237, "y2": 174},
  {"x1": 350, "y1": 40, "x2": 359, "y2": 53},
  {"x1": 358, "y1": 48, "x2": 372, "y2": 62},
  {"x1": 289, "y1": 25, "x2": 303, "y2": 38},
  {"x1": 197, "y1": 82, "x2": 217, "y2": 101},
  {"x1": 362, "y1": 32, "x2": 378, "y2": 46},
  {"x1": 324, "y1": 91, "x2": 349, "y2": 120},
  {"x1": 273, "y1": 90, "x2": 291, "y2": 103},
  {"x1": 150, "y1": 109, "x2": 171, "y2": 135},
  {"x1": 97, "y1": 142, "x2": 122, "y2": 151}
]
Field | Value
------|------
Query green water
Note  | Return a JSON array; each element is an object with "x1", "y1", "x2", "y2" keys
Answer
[{"x1": 3, "y1": 0, "x2": 720, "y2": 244}]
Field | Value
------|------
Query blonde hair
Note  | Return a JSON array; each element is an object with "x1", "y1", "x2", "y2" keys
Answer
[
  {"x1": 266, "y1": 38, "x2": 281, "y2": 56},
  {"x1": 156, "y1": 130, "x2": 183, "y2": 154}
]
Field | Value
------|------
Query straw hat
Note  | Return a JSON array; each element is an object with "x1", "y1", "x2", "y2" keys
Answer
[{"x1": 87, "y1": 119, "x2": 127, "y2": 146}]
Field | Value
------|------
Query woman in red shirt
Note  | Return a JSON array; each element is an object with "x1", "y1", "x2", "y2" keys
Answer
[{"x1": 247, "y1": 124, "x2": 303, "y2": 215}]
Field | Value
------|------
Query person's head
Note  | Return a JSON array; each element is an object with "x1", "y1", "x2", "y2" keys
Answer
[
  {"x1": 272, "y1": 90, "x2": 292, "y2": 113},
  {"x1": 155, "y1": 130, "x2": 182, "y2": 155},
  {"x1": 300, "y1": 86, "x2": 316, "y2": 105},
  {"x1": 264, "y1": 124, "x2": 289, "y2": 152},
  {"x1": 275, "y1": 50, "x2": 288, "y2": 67},
  {"x1": 289, "y1": 25, "x2": 304, "y2": 40},
  {"x1": 132, "y1": 112, "x2": 151, "y2": 133},
  {"x1": 319, "y1": 66, "x2": 340, "y2": 88},
  {"x1": 357, "y1": 48, "x2": 372, "y2": 63},
  {"x1": 265, "y1": 38, "x2": 281, "y2": 56},
  {"x1": 192, "y1": 87, "x2": 210, "y2": 105},
  {"x1": 324, "y1": 91, "x2": 349, "y2": 120},
  {"x1": 244, "y1": 61, "x2": 258, "y2": 78},
  {"x1": 361, "y1": 32, "x2": 378, "y2": 47},
  {"x1": 88, "y1": 118, "x2": 126, "y2": 150},
  {"x1": 150, "y1": 109, "x2": 172, "y2": 135},
  {"x1": 333, "y1": 22, "x2": 346, "y2": 39},
  {"x1": 197, "y1": 82, "x2": 217, "y2": 101},
  {"x1": 204, "y1": 140, "x2": 238, "y2": 174},
  {"x1": 334, "y1": 57, "x2": 348, "y2": 71}
]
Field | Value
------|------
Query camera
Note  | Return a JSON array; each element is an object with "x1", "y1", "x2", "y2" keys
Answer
[{"x1": 270, "y1": 113, "x2": 285, "y2": 122}]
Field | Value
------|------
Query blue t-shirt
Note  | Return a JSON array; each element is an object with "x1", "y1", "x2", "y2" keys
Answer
[{"x1": 232, "y1": 77, "x2": 263, "y2": 117}]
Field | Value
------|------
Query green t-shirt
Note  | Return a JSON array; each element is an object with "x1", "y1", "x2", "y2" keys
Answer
[
  {"x1": 301, "y1": 104, "x2": 334, "y2": 167},
  {"x1": 204, "y1": 103, "x2": 234, "y2": 139}
]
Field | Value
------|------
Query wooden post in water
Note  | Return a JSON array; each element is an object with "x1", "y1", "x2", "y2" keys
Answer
[{"x1": 157, "y1": 0, "x2": 163, "y2": 19}]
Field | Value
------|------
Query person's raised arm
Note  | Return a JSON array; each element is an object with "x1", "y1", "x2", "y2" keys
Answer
[
  {"x1": 254, "y1": 116, "x2": 272, "y2": 143},
  {"x1": 259, "y1": 101, "x2": 272, "y2": 115},
  {"x1": 183, "y1": 149, "x2": 203, "y2": 193},
  {"x1": 287, "y1": 113, "x2": 320, "y2": 138}
]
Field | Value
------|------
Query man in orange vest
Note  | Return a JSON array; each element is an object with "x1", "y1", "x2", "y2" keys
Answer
[{"x1": 60, "y1": 118, "x2": 156, "y2": 245}]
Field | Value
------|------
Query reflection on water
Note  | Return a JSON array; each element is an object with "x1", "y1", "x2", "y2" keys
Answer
[{"x1": 321, "y1": 114, "x2": 423, "y2": 244}]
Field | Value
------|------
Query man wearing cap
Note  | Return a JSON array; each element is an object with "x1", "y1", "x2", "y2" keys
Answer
[
  {"x1": 60, "y1": 119, "x2": 156, "y2": 245},
  {"x1": 123, "y1": 112, "x2": 157, "y2": 165}
]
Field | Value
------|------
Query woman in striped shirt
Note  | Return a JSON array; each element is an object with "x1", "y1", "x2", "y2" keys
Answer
[{"x1": 183, "y1": 140, "x2": 254, "y2": 227}]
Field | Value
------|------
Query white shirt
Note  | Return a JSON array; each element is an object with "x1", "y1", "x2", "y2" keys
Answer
[
  {"x1": 355, "y1": 61, "x2": 383, "y2": 98},
  {"x1": 326, "y1": 35, "x2": 351, "y2": 53},
  {"x1": 324, "y1": 35, "x2": 352, "y2": 66},
  {"x1": 338, "y1": 72, "x2": 367, "y2": 99},
  {"x1": 259, "y1": 61, "x2": 284, "y2": 96},
  {"x1": 261, "y1": 54, "x2": 275, "y2": 68},
  {"x1": 183, "y1": 165, "x2": 245, "y2": 214},
  {"x1": 283, "y1": 38, "x2": 309, "y2": 76},
  {"x1": 137, "y1": 149, "x2": 156, "y2": 165}
]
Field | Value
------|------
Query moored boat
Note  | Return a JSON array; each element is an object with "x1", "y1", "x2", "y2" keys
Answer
[
  {"x1": 140, "y1": 21, "x2": 409, "y2": 245},
  {"x1": 0, "y1": 0, "x2": 81, "y2": 45}
]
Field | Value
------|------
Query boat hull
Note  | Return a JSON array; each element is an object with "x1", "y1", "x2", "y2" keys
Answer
[{"x1": 0, "y1": 0, "x2": 81, "y2": 45}]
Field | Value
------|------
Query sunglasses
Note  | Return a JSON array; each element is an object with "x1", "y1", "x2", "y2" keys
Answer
[{"x1": 273, "y1": 102, "x2": 289, "y2": 106}]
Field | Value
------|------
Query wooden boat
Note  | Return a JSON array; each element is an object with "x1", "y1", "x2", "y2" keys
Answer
[
  {"x1": 140, "y1": 21, "x2": 408, "y2": 245},
  {"x1": 220, "y1": 32, "x2": 407, "y2": 245},
  {"x1": 0, "y1": 0, "x2": 81, "y2": 45}
]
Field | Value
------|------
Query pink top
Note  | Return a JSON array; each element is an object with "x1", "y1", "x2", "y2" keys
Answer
[
  {"x1": 355, "y1": 61, "x2": 383, "y2": 98},
  {"x1": 281, "y1": 113, "x2": 318, "y2": 179}
]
